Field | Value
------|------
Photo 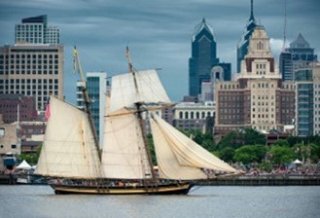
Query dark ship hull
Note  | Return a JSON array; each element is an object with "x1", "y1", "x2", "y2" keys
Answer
[{"x1": 50, "y1": 181, "x2": 192, "y2": 195}]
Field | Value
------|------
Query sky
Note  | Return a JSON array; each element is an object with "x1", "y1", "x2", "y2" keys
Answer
[{"x1": 0, "y1": 0, "x2": 319, "y2": 103}]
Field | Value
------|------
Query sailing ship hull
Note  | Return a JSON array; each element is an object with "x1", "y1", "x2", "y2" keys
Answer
[{"x1": 50, "y1": 182, "x2": 192, "y2": 195}]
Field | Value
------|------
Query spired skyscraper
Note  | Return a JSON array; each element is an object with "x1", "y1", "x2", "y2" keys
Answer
[
  {"x1": 189, "y1": 18, "x2": 219, "y2": 97},
  {"x1": 237, "y1": 0, "x2": 257, "y2": 73}
]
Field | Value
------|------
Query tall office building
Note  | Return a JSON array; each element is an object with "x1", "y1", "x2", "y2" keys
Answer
[
  {"x1": 76, "y1": 72, "x2": 107, "y2": 147},
  {"x1": 0, "y1": 15, "x2": 64, "y2": 112},
  {"x1": 15, "y1": 15, "x2": 60, "y2": 44},
  {"x1": 215, "y1": 26, "x2": 295, "y2": 136},
  {"x1": 294, "y1": 68, "x2": 313, "y2": 137},
  {"x1": 0, "y1": 44, "x2": 64, "y2": 111},
  {"x1": 189, "y1": 18, "x2": 219, "y2": 97},
  {"x1": 279, "y1": 33, "x2": 317, "y2": 81},
  {"x1": 188, "y1": 18, "x2": 232, "y2": 99},
  {"x1": 313, "y1": 63, "x2": 320, "y2": 135},
  {"x1": 237, "y1": 0, "x2": 257, "y2": 73}
]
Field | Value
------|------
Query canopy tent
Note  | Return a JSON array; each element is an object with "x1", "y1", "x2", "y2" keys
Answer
[
  {"x1": 293, "y1": 159, "x2": 302, "y2": 165},
  {"x1": 16, "y1": 160, "x2": 32, "y2": 170}
]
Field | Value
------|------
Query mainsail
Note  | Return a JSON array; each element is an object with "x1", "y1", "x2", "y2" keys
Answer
[
  {"x1": 101, "y1": 108, "x2": 152, "y2": 179},
  {"x1": 109, "y1": 69, "x2": 170, "y2": 112},
  {"x1": 150, "y1": 114, "x2": 237, "y2": 180},
  {"x1": 35, "y1": 97, "x2": 101, "y2": 178}
]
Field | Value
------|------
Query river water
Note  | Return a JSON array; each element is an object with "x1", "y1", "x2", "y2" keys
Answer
[{"x1": 0, "y1": 185, "x2": 319, "y2": 218}]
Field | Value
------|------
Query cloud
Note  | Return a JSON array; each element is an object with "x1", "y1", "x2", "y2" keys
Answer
[{"x1": 1, "y1": 0, "x2": 320, "y2": 102}]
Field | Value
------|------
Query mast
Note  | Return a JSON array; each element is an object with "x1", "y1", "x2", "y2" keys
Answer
[
  {"x1": 125, "y1": 47, "x2": 156, "y2": 181},
  {"x1": 73, "y1": 46, "x2": 101, "y2": 161}
]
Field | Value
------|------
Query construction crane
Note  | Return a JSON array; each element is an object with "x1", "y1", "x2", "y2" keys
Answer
[{"x1": 73, "y1": 46, "x2": 101, "y2": 160}]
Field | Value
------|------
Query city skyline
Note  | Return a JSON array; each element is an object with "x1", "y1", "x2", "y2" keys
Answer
[{"x1": 0, "y1": 0, "x2": 319, "y2": 102}]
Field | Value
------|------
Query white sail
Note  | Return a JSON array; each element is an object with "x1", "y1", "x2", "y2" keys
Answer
[
  {"x1": 35, "y1": 97, "x2": 101, "y2": 178},
  {"x1": 150, "y1": 114, "x2": 237, "y2": 180},
  {"x1": 101, "y1": 108, "x2": 152, "y2": 179},
  {"x1": 110, "y1": 69, "x2": 170, "y2": 112}
]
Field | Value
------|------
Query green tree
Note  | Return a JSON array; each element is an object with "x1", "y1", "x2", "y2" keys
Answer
[
  {"x1": 243, "y1": 128, "x2": 266, "y2": 145},
  {"x1": 219, "y1": 147, "x2": 235, "y2": 162},
  {"x1": 273, "y1": 139, "x2": 290, "y2": 147},
  {"x1": 269, "y1": 146, "x2": 295, "y2": 165},
  {"x1": 18, "y1": 145, "x2": 42, "y2": 165},
  {"x1": 234, "y1": 145, "x2": 267, "y2": 164}
]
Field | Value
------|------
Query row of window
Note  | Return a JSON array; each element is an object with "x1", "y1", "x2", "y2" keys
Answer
[
  {"x1": 0, "y1": 54, "x2": 59, "y2": 59},
  {"x1": 0, "y1": 79, "x2": 59, "y2": 84},
  {"x1": 178, "y1": 111, "x2": 213, "y2": 119}
]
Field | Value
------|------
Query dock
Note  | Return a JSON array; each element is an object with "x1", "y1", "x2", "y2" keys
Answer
[{"x1": 197, "y1": 176, "x2": 320, "y2": 186}]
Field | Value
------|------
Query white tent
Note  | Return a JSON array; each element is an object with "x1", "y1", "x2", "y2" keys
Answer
[
  {"x1": 293, "y1": 159, "x2": 302, "y2": 165},
  {"x1": 16, "y1": 160, "x2": 32, "y2": 170}
]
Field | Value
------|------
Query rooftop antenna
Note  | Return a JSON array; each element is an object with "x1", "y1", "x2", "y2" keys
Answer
[{"x1": 282, "y1": 0, "x2": 287, "y2": 51}]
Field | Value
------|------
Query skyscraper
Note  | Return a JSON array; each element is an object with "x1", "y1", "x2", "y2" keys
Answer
[
  {"x1": 76, "y1": 72, "x2": 107, "y2": 147},
  {"x1": 15, "y1": 15, "x2": 60, "y2": 44},
  {"x1": 279, "y1": 33, "x2": 317, "y2": 81},
  {"x1": 0, "y1": 44, "x2": 64, "y2": 111},
  {"x1": 189, "y1": 18, "x2": 219, "y2": 97},
  {"x1": 0, "y1": 15, "x2": 64, "y2": 112},
  {"x1": 237, "y1": 0, "x2": 257, "y2": 73}
]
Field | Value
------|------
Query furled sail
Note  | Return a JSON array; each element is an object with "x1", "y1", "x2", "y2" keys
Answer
[
  {"x1": 101, "y1": 108, "x2": 152, "y2": 179},
  {"x1": 35, "y1": 97, "x2": 101, "y2": 178},
  {"x1": 150, "y1": 114, "x2": 237, "y2": 180},
  {"x1": 110, "y1": 69, "x2": 170, "y2": 112}
]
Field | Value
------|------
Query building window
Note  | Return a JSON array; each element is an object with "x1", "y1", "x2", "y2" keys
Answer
[
  {"x1": 0, "y1": 128, "x2": 5, "y2": 137},
  {"x1": 179, "y1": 112, "x2": 183, "y2": 119},
  {"x1": 11, "y1": 144, "x2": 17, "y2": 149}
]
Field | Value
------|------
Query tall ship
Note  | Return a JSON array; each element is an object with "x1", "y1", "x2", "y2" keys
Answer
[{"x1": 35, "y1": 48, "x2": 239, "y2": 194}]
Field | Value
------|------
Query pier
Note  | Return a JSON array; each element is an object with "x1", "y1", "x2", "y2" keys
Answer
[{"x1": 197, "y1": 176, "x2": 320, "y2": 186}]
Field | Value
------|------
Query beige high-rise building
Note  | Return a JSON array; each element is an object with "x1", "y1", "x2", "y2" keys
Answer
[
  {"x1": 0, "y1": 44, "x2": 64, "y2": 111},
  {"x1": 215, "y1": 26, "x2": 295, "y2": 136}
]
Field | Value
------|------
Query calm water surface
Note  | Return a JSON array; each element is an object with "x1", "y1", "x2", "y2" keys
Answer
[{"x1": 0, "y1": 185, "x2": 319, "y2": 218}]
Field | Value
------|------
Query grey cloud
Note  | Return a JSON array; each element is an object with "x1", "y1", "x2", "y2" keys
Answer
[{"x1": 1, "y1": 0, "x2": 319, "y2": 101}]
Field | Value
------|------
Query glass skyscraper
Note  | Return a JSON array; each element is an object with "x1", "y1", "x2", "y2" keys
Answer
[
  {"x1": 189, "y1": 18, "x2": 219, "y2": 97},
  {"x1": 76, "y1": 72, "x2": 107, "y2": 147},
  {"x1": 279, "y1": 34, "x2": 317, "y2": 81},
  {"x1": 15, "y1": 15, "x2": 60, "y2": 44}
]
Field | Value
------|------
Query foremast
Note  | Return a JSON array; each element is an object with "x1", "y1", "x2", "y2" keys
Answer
[
  {"x1": 73, "y1": 46, "x2": 101, "y2": 161},
  {"x1": 125, "y1": 47, "x2": 156, "y2": 182}
]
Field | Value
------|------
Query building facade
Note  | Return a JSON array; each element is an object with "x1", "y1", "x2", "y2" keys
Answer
[
  {"x1": 0, "y1": 115, "x2": 20, "y2": 172},
  {"x1": 237, "y1": 0, "x2": 257, "y2": 73},
  {"x1": 0, "y1": 94, "x2": 37, "y2": 123},
  {"x1": 15, "y1": 15, "x2": 60, "y2": 44},
  {"x1": 279, "y1": 34, "x2": 317, "y2": 81},
  {"x1": 313, "y1": 63, "x2": 320, "y2": 135},
  {"x1": 76, "y1": 72, "x2": 107, "y2": 147},
  {"x1": 0, "y1": 44, "x2": 64, "y2": 111},
  {"x1": 215, "y1": 26, "x2": 295, "y2": 136},
  {"x1": 173, "y1": 101, "x2": 215, "y2": 133}
]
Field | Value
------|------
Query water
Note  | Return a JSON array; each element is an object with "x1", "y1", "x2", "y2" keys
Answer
[{"x1": 0, "y1": 185, "x2": 319, "y2": 218}]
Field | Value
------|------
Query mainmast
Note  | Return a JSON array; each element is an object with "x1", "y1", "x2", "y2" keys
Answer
[
  {"x1": 73, "y1": 46, "x2": 101, "y2": 161},
  {"x1": 125, "y1": 47, "x2": 156, "y2": 181}
]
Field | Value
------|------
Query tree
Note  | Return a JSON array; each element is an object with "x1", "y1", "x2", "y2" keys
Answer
[
  {"x1": 269, "y1": 146, "x2": 295, "y2": 165},
  {"x1": 219, "y1": 147, "x2": 235, "y2": 162},
  {"x1": 243, "y1": 128, "x2": 266, "y2": 145},
  {"x1": 273, "y1": 139, "x2": 290, "y2": 147},
  {"x1": 234, "y1": 145, "x2": 267, "y2": 164}
]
